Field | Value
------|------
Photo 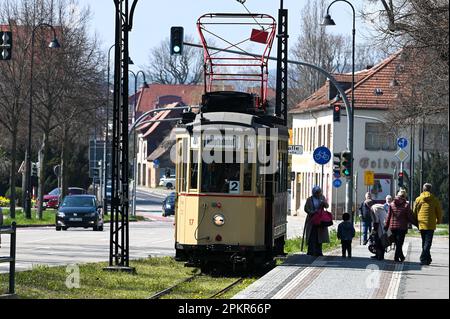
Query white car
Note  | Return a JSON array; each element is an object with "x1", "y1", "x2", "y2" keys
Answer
[{"x1": 159, "y1": 176, "x2": 176, "y2": 189}]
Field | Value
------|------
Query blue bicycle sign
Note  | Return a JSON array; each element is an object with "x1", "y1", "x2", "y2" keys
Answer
[
  {"x1": 333, "y1": 179, "x2": 342, "y2": 188},
  {"x1": 313, "y1": 146, "x2": 331, "y2": 165}
]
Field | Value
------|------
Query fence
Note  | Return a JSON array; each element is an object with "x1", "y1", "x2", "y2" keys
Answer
[{"x1": 0, "y1": 221, "x2": 16, "y2": 297}]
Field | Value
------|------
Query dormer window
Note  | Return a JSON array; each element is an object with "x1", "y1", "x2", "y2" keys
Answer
[{"x1": 374, "y1": 88, "x2": 384, "y2": 96}]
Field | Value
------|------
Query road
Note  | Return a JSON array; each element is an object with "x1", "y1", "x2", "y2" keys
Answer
[{"x1": 0, "y1": 188, "x2": 175, "y2": 274}]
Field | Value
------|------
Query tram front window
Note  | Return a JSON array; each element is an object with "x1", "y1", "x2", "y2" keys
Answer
[{"x1": 201, "y1": 151, "x2": 240, "y2": 193}]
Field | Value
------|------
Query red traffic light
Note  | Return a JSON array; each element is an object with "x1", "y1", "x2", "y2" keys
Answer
[{"x1": 398, "y1": 172, "x2": 404, "y2": 177}]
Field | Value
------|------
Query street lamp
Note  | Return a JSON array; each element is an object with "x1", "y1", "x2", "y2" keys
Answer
[
  {"x1": 24, "y1": 23, "x2": 60, "y2": 219},
  {"x1": 321, "y1": 0, "x2": 356, "y2": 217},
  {"x1": 128, "y1": 70, "x2": 149, "y2": 217}
]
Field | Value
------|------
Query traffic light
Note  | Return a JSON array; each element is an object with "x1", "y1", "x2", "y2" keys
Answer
[
  {"x1": 398, "y1": 171, "x2": 404, "y2": 188},
  {"x1": 333, "y1": 152, "x2": 341, "y2": 178},
  {"x1": 31, "y1": 162, "x2": 38, "y2": 177},
  {"x1": 0, "y1": 31, "x2": 13, "y2": 60},
  {"x1": 333, "y1": 105, "x2": 340, "y2": 122},
  {"x1": 170, "y1": 26, "x2": 184, "y2": 55},
  {"x1": 341, "y1": 150, "x2": 352, "y2": 177}
]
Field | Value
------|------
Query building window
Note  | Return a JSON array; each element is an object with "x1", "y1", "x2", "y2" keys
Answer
[{"x1": 365, "y1": 123, "x2": 396, "y2": 151}]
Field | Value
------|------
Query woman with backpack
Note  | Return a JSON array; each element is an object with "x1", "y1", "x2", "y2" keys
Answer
[{"x1": 385, "y1": 189, "x2": 414, "y2": 262}]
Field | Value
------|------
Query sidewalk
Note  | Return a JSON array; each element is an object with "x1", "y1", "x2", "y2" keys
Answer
[
  {"x1": 136, "y1": 186, "x2": 173, "y2": 198},
  {"x1": 233, "y1": 236, "x2": 449, "y2": 299}
]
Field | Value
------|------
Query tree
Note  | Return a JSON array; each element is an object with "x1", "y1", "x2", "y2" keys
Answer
[
  {"x1": 145, "y1": 35, "x2": 203, "y2": 85},
  {"x1": 288, "y1": 0, "x2": 385, "y2": 109}
]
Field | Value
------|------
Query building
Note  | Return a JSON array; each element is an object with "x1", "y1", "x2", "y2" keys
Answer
[{"x1": 289, "y1": 50, "x2": 448, "y2": 218}]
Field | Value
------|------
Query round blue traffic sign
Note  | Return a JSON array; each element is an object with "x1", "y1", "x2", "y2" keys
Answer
[
  {"x1": 397, "y1": 137, "x2": 408, "y2": 149},
  {"x1": 333, "y1": 179, "x2": 342, "y2": 188},
  {"x1": 313, "y1": 146, "x2": 331, "y2": 165}
]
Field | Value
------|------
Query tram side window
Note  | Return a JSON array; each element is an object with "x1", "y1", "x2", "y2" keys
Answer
[
  {"x1": 190, "y1": 149, "x2": 199, "y2": 190},
  {"x1": 180, "y1": 138, "x2": 188, "y2": 192},
  {"x1": 243, "y1": 151, "x2": 252, "y2": 192},
  {"x1": 201, "y1": 151, "x2": 240, "y2": 193}
]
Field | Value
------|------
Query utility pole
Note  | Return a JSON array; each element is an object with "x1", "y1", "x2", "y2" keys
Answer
[{"x1": 104, "y1": 0, "x2": 139, "y2": 273}]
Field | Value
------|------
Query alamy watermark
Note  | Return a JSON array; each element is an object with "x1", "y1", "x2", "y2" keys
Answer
[
  {"x1": 169, "y1": 126, "x2": 282, "y2": 175},
  {"x1": 65, "y1": 264, "x2": 80, "y2": 289}
]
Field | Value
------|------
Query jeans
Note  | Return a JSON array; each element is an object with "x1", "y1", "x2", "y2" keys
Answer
[
  {"x1": 420, "y1": 230, "x2": 434, "y2": 264},
  {"x1": 362, "y1": 221, "x2": 372, "y2": 243},
  {"x1": 391, "y1": 229, "x2": 407, "y2": 261},
  {"x1": 341, "y1": 240, "x2": 352, "y2": 258}
]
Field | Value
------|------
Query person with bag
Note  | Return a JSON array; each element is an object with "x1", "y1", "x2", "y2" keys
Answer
[
  {"x1": 304, "y1": 186, "x2": 330, "y2": 256},
  {"x1": 384, "y1": 189, "x2": 414, "y2": 262},
  {"x1": 369, "y1": 203, "x2": 388, "y2": 260},
  {"x1": 359, "y1": 192, "x2": 374, "y2": 245},
  {"x1": 337, "y1": 213, "x2": 355, "y2": 258},
  {"x1": 413, "y1": 183, "x2": 443, "y2": 266}
]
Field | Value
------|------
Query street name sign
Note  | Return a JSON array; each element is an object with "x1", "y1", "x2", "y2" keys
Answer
[{"x1": 288, "y1": 145, "x2": 303, "y2": 155}]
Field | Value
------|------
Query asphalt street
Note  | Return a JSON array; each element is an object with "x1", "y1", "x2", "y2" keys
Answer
[{"x1": 0, "y1": 189, "x2": 175, "y2": 274}]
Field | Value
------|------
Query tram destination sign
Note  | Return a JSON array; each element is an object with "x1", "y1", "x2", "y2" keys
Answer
[
  {"x1": 288, "y1": 145, "x2": 303, "y2": 155},
  {"x1": 191, "y1": 134, "x2": 255, "y2": 149}
]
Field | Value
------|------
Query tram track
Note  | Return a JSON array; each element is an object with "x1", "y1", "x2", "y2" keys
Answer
[{"x1": 148, "y1": 274, "x2": 246, "y2": 299}]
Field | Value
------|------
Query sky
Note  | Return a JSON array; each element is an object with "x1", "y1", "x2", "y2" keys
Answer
[{"x1": 76, "y1": 0, "x2": 374, "y2": 73}]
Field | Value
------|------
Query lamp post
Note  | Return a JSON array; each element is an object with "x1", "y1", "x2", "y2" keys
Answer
[
  {"x1": 128, "y1": 70, "x2": 149, "y2": 217},
  {"x1": 321, "y1": 0, "x2": 356, "y2": 217},
  {"x1": 24, "y1": 23, "x2": 60, "y2": 219}
]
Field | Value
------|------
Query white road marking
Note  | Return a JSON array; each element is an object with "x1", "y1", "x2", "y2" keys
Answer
[{"x1": 385, "y1": 242, "x2": 410, "y2": 299}]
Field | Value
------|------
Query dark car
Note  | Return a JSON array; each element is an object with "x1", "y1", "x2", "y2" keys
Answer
[
  {"x1": 56, "y1": 195, "x2": 103, "y2": 231},
  {"x1": 162, "y1": 192, "x2": 176, "y2": 217},
  {"x1": 40, "y1": 187, "x2": 86, "y2": 210}
]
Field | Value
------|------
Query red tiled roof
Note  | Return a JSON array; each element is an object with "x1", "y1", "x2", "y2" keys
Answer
[
  {"x1": 142, "y1": 102, "x2": 181, "y2": 138},
  {"x1": 135, "y1": 84, "x2": 205, "y2": 114},
  {"x1": 290, "y1": 50, "x2": 405, "y2": 114}
]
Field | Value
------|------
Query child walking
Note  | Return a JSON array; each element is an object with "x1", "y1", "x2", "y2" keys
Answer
[{"x1": 337, "y1": 213, "x2": 356, "y2": 258}]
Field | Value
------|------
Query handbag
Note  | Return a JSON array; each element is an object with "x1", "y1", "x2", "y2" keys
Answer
[
  {"x1": 311, "y1": 208, "x2": 333, "y2": 227},
  {"x1": 380, "y1": 229, "x2": 394, "y2": 248}
]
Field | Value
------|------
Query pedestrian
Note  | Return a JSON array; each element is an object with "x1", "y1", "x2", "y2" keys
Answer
[
  {"x1": 359, "y1": 192, "x2": 374, "y2": 245},
  {"x1": 385, "y1": 189, "x2": 414, "y2": 262},
  {"x1": 413, "y1": 183, "x2": 443, "y2": 265},
  {"x1": 337, "y1": 213, "x2": 355, "y2": 258},
  {"x1": 384, "y1": 195, "x2": 393, "y2": 213},
  {"x1": 370, "y1": 203, "x2": 388, "y2": 260},
  {"x1": 304, "y1": 186, "x2": 330, "y2": 256}
]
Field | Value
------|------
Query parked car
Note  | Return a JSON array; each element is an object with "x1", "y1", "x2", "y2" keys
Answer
[
  {"x1": 56, "y1": 195, "x2": 103, "y2": 231},
  {"x1": 40, "y1": 187, "x2": 86, "y2": 210},
  {"x1": 162, "y1": 192, "x2": 176, "y2": 217},
  {"x1": 159, "y1": 175, "x2": 176, "y2": 189}
]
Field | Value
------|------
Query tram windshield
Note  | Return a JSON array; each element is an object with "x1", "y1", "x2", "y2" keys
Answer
[{"x1": 201, "y1": 151, "x2": 240, "y2": 193}]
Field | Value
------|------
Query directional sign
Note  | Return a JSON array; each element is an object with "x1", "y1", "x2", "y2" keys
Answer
[
  {"x1": 397, "y1": 137, "x2": 408, "y2": 149},
  {"x1": 395, "y1": 148, "x2": 409, "y2": 162},
  {"x1": 364, "y1": 170, "x2": 375, "y2": 186},
  {"x1": 333, "y1": 179, "x2": 342, "y2": 188},
  {"x1": 288, "y1": 145, "x2": 303, "y2": 155},
  {"x1": 313, "y1": 146, "x2": 331, "y2": 165},
  {"x1": 0, "y1": 31, "x2": 12, "y2": 60}
]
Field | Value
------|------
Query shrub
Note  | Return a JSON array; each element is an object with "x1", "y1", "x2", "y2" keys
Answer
[
  {"x1": 0, "y1": 196, "x2": 10, "y2": 207},
  {"x1": 6, "y1": 187, "x2": 23, "y2": 207}
]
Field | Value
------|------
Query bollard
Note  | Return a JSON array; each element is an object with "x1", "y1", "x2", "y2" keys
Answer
[{"x1": 9, "y1": 222, "x2": 16, "y2": 295}]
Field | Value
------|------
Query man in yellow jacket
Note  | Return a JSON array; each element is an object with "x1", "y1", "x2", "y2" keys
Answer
[{"x1": 413, "y1": 183, "x2": 443, "y2": 265}]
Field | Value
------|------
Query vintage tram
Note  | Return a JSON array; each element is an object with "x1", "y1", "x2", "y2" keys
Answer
[{"x1": 173, "y1": 13, "x2": 289, "y2": 271}]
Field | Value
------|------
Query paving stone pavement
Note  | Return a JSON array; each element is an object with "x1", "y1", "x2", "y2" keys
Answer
[{"x1": 234, "y1": 236, "x2": 449, "y2": 299}]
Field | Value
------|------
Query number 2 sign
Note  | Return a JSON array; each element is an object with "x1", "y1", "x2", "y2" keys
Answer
[{"x1": 229, "y1": 181, "x2": 240, "y2": 194}]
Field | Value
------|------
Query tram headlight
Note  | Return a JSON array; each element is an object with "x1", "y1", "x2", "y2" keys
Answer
[{"x1": 212, "y1": 213, "x2": 225, "y2": 227}]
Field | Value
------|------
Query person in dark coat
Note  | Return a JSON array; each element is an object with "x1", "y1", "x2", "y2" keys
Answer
[
  {"x1": 304, "y1": 186, "x2": 330, "y2": 256},
  {"x1": 337, "y1": 213, "x2": 355, "y2": 258},
  {"x1": 385, "y1": 189, "x2": 414, "y2": 262},
  {"x1": 359, "y1": 192, "x2": 374, "y2": 245}
]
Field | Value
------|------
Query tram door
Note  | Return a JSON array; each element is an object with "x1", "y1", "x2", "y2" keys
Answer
[{"x1": 264, "y1": 139, "x2": 274, "y2": 252}]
